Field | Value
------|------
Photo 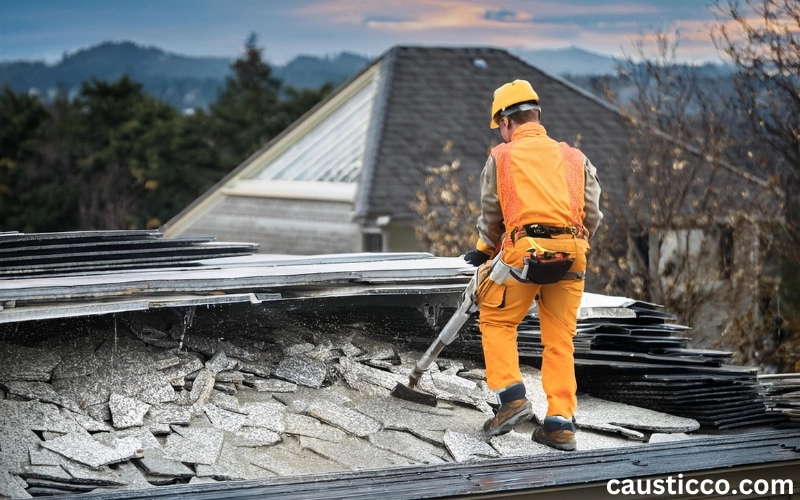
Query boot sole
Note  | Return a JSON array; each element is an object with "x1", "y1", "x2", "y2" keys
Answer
[
  {"x1": 485, "y1": 404, "x2": 533, "y2": 437},
  {"x1": 532, "y1": 429, "x2": 577, "y2": 451}
]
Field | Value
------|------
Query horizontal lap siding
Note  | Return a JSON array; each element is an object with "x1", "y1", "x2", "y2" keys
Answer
[{"x1": 180, "y1": 196, "x2": 361, "y2": 254}]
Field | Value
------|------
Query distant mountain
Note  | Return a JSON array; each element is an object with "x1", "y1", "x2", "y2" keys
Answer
[
  {"x1": 0, "y1": 41, "x2": 371, "y2": 110},
  {"x1": 277, "y1": 53, "x2": 371, "y2": 91},
  {"x1": 2, "y1": 42, "x2": 733, "y2": 110},
  {"x1": 510, "y1": 46, "x2": 735, "y2": 106},
  {"x1": 512, "y1": 46, "x2": 622, "y2": 77}
]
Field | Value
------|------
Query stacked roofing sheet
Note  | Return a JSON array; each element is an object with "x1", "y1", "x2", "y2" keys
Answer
[
  {"x1": 0, "y1": 231, "x2": 257, "y2": 278},
  {"x1": 452, "y1": 296, "x2": 783, "y2": 429},
  {"x1": 760, "y1": 373, "x2": 800, "y2": 422}
]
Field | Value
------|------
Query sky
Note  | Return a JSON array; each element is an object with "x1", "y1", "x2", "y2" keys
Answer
[{"x1": 1, "y1": 0, "x2": 728, "y2": 65}]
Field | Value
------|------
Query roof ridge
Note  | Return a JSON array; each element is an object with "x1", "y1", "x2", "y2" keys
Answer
[{"x1": 378, "y1": 44, "x2": 509, "y2": 53}]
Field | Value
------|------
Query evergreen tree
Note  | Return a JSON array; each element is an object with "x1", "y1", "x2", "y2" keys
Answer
[
  {"x1": 71, "y1": 76, "x2": 177, "y2": 229},
  {"x1": 0, "y1": 34, "x2": 336, "y2": 233},
  {"x1": 136, "y1": 110, "x2": 222, "y2": 229},
  {"x1": 0, "y1": 87, "x2": 80, "y2": 231},
  {"x1": 210, "y1": 33, "x2": 285, "y2": 170}
]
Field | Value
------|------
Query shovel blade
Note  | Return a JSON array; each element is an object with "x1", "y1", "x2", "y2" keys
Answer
[{"x1": 390, "y1": 382, "x2": 437, "y2": 407}]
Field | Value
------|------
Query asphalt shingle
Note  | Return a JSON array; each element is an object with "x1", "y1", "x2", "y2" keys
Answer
[{"x1": 357, "y1": 47, "x2": 630, "y2": 223}]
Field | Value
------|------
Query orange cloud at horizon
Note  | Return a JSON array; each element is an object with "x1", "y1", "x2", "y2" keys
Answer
[{"x1": 288, "y1": 0, "x2": 744, "y2": 62}]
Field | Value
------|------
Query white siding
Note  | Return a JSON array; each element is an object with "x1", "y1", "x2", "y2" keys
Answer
[{"x1": 179, "y1": 196, "x2": 361, "y2": 255}]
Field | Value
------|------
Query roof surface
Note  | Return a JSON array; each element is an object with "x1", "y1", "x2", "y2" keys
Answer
[
  {"x1": 0, "y1": 232, "x2": 797, "y2": 499},
  {"x1": 165, "y1": 45, "x2": 773, "y2": 235},
  {"x1": 354, "y1": 46, "x2": 629, "y2": 222}
]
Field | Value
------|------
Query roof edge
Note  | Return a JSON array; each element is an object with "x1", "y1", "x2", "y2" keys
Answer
[{"x1": 352, "y1": 47, "x2": 398, "y2": 222}]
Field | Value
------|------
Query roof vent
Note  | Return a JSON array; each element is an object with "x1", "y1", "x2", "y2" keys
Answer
[{"x1": 473, "y1": 58, "x2": 487, "y2": 69}]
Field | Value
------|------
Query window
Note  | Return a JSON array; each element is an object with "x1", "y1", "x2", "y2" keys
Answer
[{"x1": 363, "y1": 233, "x2": 383, "y2": 252}]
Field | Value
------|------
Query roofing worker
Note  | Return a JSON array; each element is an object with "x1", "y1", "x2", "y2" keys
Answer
[{"x1": 464, "y1": 80, "x2": 603, "y2": 451}]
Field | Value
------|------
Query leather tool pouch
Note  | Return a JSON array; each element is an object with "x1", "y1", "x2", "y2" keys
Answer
[{"x1": 521, "y1": 254, "x2": 575, "y2": 285}]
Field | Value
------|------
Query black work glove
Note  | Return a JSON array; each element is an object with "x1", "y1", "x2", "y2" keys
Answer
[{"x1": 464, "y1": 249, "x2": 491, "y2": 267}]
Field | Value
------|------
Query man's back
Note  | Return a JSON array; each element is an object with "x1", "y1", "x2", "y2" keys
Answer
[{"x1": 491, "y1": 122, "x2": 586, "y2": 244}]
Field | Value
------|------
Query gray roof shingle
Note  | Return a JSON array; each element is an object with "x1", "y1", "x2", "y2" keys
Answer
[{"x1": 354, "y1": 46, "x2": 629, "y2": 222}]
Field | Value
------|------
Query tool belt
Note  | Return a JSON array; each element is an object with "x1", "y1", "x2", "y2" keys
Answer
[
  {"x1": 520, "y1": 253, "x2": 575, "y2": 284},
  {"x1": 511, "y1": 223, "x2": 584, "y2": 242},
  {"x1": 510, "y1": 230, "x2": 580, "y2": 284},
  {"x1": 482, "y1": 250, "x2": 582, "y2": 289}
]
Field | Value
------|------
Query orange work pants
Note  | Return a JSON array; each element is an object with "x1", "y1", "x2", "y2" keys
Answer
[{"x1": 478, "y1": 235, "x2": 588, "y2": 418}]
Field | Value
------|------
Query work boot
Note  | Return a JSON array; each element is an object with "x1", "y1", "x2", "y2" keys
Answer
[
  {"x1": 532, "y1": 415, "x2": 577, "y2": 451},
  {"x1": 483, "y1": 398, "x2": 533, "y2": 437}
]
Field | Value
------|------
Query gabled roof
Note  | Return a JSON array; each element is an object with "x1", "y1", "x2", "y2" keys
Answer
[
  {"x1": 164, "y1": 45, "x2": 772, "y2": 236},
  {"x1": 353, "y1": 45, "x2": 630, "y2": 222},
  {"x1": 163, "y1": 45, "x2": 635, "y2": 235}
]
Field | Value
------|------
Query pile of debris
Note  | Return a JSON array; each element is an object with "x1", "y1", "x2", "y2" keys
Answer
[
  {"x1": 0, "y1": 231, "x2": 790, "y2": 498},
  {"x1": 0, "y1": 318, "x2": 701, "y2": 498}
]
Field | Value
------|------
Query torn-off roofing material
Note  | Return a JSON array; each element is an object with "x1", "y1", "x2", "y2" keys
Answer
[
  {"x1": 0, "y1": 232, "x2": 795, "y2": 498},
  {"x1": 0, "y1": 315, "x2": 796, "y2": 499}
]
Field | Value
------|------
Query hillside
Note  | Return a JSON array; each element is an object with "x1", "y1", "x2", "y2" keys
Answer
[
  {"x1": 0, "y1": 41, "x2": 371, "y2": 110},
  {"x1": 0, "y1": 42, "x2": 732, "y2": 110},
  {"x1": 512, "y1": 45, "x2": 622, "y2": 76}
]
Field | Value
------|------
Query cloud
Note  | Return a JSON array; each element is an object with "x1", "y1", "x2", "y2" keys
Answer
[
  {"x1": 363, "y1": 3, "x2": 485, "y2": 31},
  {"x1": 363, "y1": 15, "x2": 414, "y2": 24},
  {"x1": 2, "y1": 0, "x2": 731, "y2": 64},
  {"x1": 596, "y1": 21, "x2": 639, "y2": 29},
  {"x1": 482, "y1": 9, "x2": 533, "y2": 23}
]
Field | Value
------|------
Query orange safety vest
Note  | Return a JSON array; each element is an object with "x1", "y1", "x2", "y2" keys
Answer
[{"x1": 492, "y1": 122, "x2": 586, "y2": 249}]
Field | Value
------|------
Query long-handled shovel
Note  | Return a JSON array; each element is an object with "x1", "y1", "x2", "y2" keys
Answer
[{"x1": 390, "y1": 268, "x2": 481, "y2": 406}]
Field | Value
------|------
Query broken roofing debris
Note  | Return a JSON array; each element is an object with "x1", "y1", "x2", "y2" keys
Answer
[
  {"x1": 759, "y1": 373, "x2": 800, "y2": 422},
  {"x1": 1, "y1": 320, "x2": 706, "y2": 498},
  {"x1": 0, "y1": 231, "x2": 792, "y2": 498}
]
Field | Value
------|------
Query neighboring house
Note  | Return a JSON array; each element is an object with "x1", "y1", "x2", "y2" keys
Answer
[{"x1": 161, "y1": 45, "x2": 635, "y2": 255}]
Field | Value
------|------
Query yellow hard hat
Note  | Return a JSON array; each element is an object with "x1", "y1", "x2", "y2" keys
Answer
[{"x1": 490, "y1": 79, "x2": 540, "y2": 129}]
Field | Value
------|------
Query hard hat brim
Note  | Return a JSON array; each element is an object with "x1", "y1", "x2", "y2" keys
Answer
[
  {"x1": 501, "y1": 102, "x2": 540, "y2": 116},
  {"x1": 490, "y1": 102, "x2": 541, "y2": 129}
]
